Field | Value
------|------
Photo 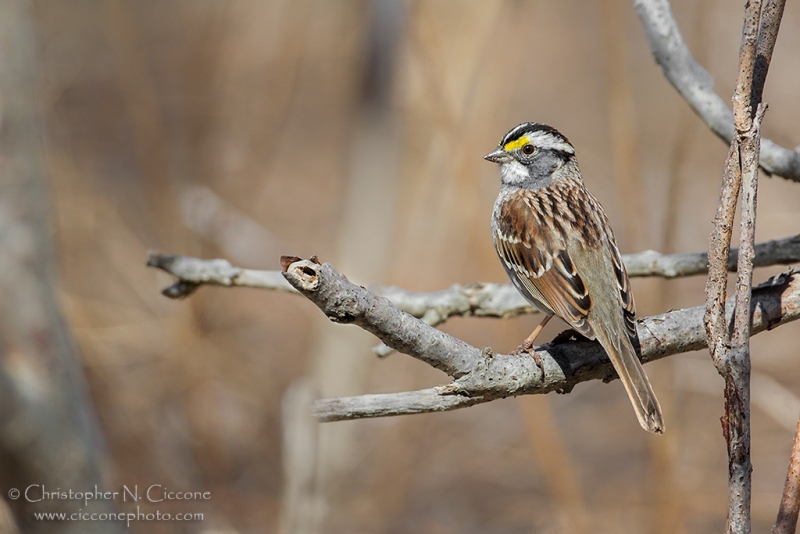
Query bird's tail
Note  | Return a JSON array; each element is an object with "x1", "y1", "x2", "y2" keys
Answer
[{"x1": 595, "y1": 328, "x2": 664, "y2": 434}]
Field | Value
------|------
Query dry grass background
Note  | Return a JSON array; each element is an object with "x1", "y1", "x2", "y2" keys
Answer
[{"x1": 26, "y1": 0, "x2": 800, "y2": 532}]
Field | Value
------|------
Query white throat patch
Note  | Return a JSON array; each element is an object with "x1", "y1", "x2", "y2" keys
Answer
[{"x1": 500, "y1": 160, "x2": 529, "y2": 185}]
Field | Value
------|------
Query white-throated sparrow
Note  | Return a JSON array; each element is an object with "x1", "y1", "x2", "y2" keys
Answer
[{"x1": 485, "y1": 122, "x2": 664, "y2": 434}]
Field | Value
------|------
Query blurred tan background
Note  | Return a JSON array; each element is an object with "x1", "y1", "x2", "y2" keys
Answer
[{"x1": 5, "y1": 0, "x2": 800, "y2": 532}]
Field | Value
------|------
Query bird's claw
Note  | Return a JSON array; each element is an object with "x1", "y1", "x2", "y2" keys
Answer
[{"x1": 511, "y1": 340, "x2": 544, "y2": 373}]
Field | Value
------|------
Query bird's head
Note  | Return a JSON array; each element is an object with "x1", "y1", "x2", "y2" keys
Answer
[{"x1": 484, "y1": 122, "x2": 577, "y2": 189}]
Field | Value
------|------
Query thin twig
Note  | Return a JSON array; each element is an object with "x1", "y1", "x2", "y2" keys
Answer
[
  {"x1": 723, "y1": 102, "x2": 767, "y2": 534},
  {"x1": 147, "y1": 232, "x2": 800, "y2": 314},
  {"x1": 705, "y1": 142, "x2": 743, "y2": 370},
  {"x1": 731, "y1": 1, "x2": 762, "y2": 131},
  {"x1": 147, "y1": 253, "x2": 298, "y2": 297},
  {"x1": 752, "y1": 0, "x2": 787, "y2": 110},
  {"x1": 773, "y1": 415, "x2": 800, "y2": 534},
  {"x1": 634, "y1": 0, "x2": 800, "y2": 181}
]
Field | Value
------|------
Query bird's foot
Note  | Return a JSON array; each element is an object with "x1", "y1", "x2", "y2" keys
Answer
[
  {"x1": 511, "y1": 340, "x2": 544, "y2": 373},
  {"x1": 510, "y1": 337, "x2": 534, "y2": 355}
]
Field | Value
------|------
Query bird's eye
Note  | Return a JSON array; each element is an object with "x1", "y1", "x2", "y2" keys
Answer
[{"x1": 521, "y1": 144, "x2": 535, "y2": 155}]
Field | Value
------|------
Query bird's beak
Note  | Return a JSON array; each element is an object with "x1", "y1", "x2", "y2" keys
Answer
[{"x1": 484, "y1": 148, "x2": 511, "y2": 164}]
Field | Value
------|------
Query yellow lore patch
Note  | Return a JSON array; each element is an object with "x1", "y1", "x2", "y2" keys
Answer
[{"x1": 503, "y1": 136, "x2": 529, "y2": 152}]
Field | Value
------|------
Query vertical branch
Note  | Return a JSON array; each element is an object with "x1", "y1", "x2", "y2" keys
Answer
[
  {"x1": 703, "y1": 0, "x2": 787, "y2": 532},
  {"x1": 705, "y1": 0, "x2": 762, "y2": 366},
  {"x1": 731, "y1": 1, "x2": 762, "y2": 130},
  {"x1": 752, "y1": 0, "x2": 786, "y2": 110},
  {"x1": 705, "y1": 141, "x2": 742, "y2": 371},
  {"x1": 0, "y1": 1, "x2": 122, "y2": 532},
  {"x1": 731, "y1": 102, "x2": 765, "y2": 358},
  {"x1": 773, "y1": 415, "x2": 800, "y2": 534},
  {"x1": 703, "y1": 0, "x2": 786, "y2": 531},
  {"x1": 723, "y1": 102, "x2": 766, "y2": 534}
]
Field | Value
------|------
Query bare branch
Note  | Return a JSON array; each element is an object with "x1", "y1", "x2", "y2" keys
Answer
[
  {"x1": 313, "y1": 266, "x2": 797, "y2": 421},
  {"x1": 371, "y1": 282, "x2": 533, "y2": 322},
  {"x1": 706, "y1": 142, "x2": 743, "y2": 370},
  {"x1": 731, "y1": 1, "x2": 762, "y2": 131},
  {"x1": 283, "y1": 259, "x2": 481, "y2": 378},
  {"x1": 634, "y1": 0, "x2": 800, "y2": 181},
  {"x1": 147, "y1": 232, "x2": 800, "y2": 317},
  {"x1": 275, "y1": 258, "x2": 800, "y2": 422},
  {"x1": 731, "y1": 102, "x2": 768, "y2": 375},
  {"x1": 312, "y1": 388, "x2": 486, "y2": 422},
  {"x1": 147, "y1": 252, "x2": 297, "y2": 297},
  {"x1": 773, "y1": 415, "x2": 800, "y2": 534},
  {"x1": 625, "y1": 234, "x2": 800, "y2": 277},
  {"x1": 752, "y1": 0, "x2": 787, "y2": 116},
  {"x1": 701, "y1": 0, "x2": 785, "y2": 529},
  {"x1": 723, "y1": 101, "x2": 767, "y2": 534}
]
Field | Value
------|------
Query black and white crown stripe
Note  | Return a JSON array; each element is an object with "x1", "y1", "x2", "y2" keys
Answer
[{"x1": 500, "y1": 122, "x2": 575, "y2": 155}]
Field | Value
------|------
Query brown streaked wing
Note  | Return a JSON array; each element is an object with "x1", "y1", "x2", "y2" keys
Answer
[
  {"x1": 608, "y1": 230, "x2": 638, "y2": 341},
  {"x1": 494, "y1": 189, "x2": 595, "y2": 338},
  {"x1": 580, "y1": 188, "x2": 639, "y2": 343}
]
